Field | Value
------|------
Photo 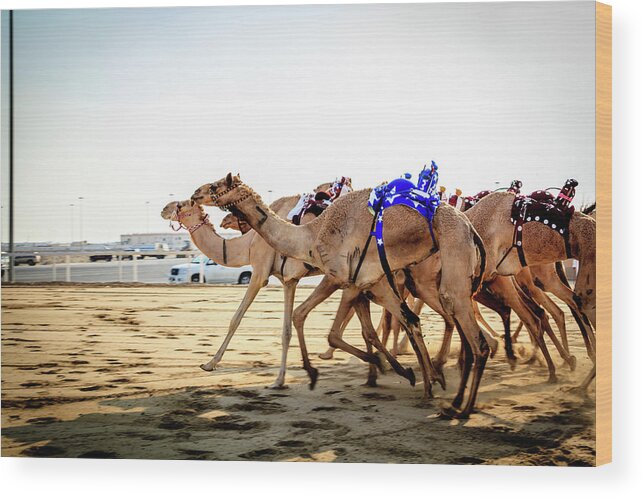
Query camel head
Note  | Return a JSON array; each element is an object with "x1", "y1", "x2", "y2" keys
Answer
[
  {"x1": 160, "y1": 199, "x2": 206, "y2": 227},
  {"x1": 192, "y1": 173, "x2": 251, "y2": 210},
  {"x1": 221, "y1": 213, "x2": 252, "y2": 233}
]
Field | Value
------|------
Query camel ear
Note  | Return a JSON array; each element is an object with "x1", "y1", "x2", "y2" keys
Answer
[{"x1": 226, "y1": 173, "x2": 233, "y2": 187}]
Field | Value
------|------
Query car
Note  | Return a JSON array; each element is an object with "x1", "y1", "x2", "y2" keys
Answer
[
  {"x1": 13, "y1": 253, "x2": 41, "y2": 266},
  {"x1": 89, "y1": 254, "x2": 113, "y2": 262},
  {"x1": 168, "y1": 256, "x2": 252, "y2": 284}
]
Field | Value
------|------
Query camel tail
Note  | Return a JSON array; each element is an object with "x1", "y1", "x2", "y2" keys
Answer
[
  {"x1": 471, "y1": 230, "x2": 486, "y2": 294},
  {"x1": 582, "y1": 202, "x2": 596, "y2": 215},
  {"x1": 555, "y1": 260, "x2": 571, "y2": 288}
]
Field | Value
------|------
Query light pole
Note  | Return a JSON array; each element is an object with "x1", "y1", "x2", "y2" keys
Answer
[
  {"x1": 77, "y1": 196, "x2": 84, "y2": 247},
  {"x1": 145, "y1": 201, "x2": 150, "y2": 233},
  {"x1": 69, "y1": 203, "x2": 75, "y2": 244}
]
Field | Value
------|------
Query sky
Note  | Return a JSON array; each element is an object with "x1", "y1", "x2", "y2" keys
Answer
[{"x1": 1, "y1": 2, "x2": 596, "y2": 243}]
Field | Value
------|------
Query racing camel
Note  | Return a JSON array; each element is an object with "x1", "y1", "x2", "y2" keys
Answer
[
  {"x1": 192, "y1": 172, "x2": 489, "y2": 418},
  {"x1": 161, "y1": 181, "x2": 355, "y2": 388}
]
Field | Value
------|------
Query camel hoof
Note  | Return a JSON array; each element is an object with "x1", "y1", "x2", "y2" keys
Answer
[
  {"x1": 200, "y1": 363, "x2": 215, "y2": 372},
  {"x1": 568, "y1": 355, "x2": 577, "y2": 372},
  {"x1": 547, "y1": 374, "x2": 558, "y2": 384},
  {"x1": 507, "y1": 356, "x2": 518, "y2": 371},
  {"x1": 364, "y1": 378, "x2": 378, "y2": 388},
  {"x1": 439, "y1": 405, "x2": 471, "y2": 420},
  {"x1": 438, "y1": 405, "x2": 460, "y2": 420},
  {"x1": 266, "y1": 382, "x2": 288, "y2": 390},
  {"x1": 307, "y1": 368, "x2": 319, "y2": 390},
  {"x1": 318, "y1": 350, "x2": 334, "y2": 360},
  {"x1": 405, "y1": 368, "x2": 416, "y2": 387},
  {"x1": 432, "y1": 371, "x2": 447, "y2": 391}
]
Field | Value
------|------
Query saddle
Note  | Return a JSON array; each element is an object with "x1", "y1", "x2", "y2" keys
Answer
[
  {"x1": 355, "y1": 162, "x2": 440, "y2": 295},
  {"x1": 288, "y1": 176, "x2": 352, "y2": 225},
  {"x1": 507, "y1": 179, "x2": 578, "y2": 266},
  {"x1": 462, "y1": 180, "x2": 522, "y2": 212}
]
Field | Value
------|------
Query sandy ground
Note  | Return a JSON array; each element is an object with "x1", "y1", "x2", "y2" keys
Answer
[{"x1": 1, "y1": 284, "x2": 595, "y2": 465}]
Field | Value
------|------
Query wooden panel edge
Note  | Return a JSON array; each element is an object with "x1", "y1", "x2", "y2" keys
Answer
[{"x1": 595, "y1": 1, "x2": 612, "y2": 467}]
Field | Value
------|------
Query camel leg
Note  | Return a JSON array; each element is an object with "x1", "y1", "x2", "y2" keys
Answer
[
  {"x1": 318, "y1": 307, "x2": 355, "y2": 360},
  {"x1": 437, "y1": 287, "x2": 490, "y2": 419},
  {"x1": 540, "y1": 266, "x2": 596, "y2": 363},
  {"x1": 475, "y1": 287, "x2": 516, "y2": 369},
  {"x1": 359, "y1": 309, "x2": 379, "y2": 388},
  {"x1": 514, "y1": 281, "x2": 577, "y2": 371},
  {"x1": 407, "y1": 279, "x2": 453, "y2": 380},
  {"x1": 269, "y1": 280, "x2": 297, "y2": 389},
  {"x1": 449, "y1": 325, "x2": 473, "y2": 410},
  {"x1": 200, "y1": 269, "x2": 267, "y2": 371},
  {"x1": 379, "y1": 310, "x2": 393, "y2": 351},
  {"x1": 353, "y1": 296, "x2": 416, "y2": 386},
  {"x1": 539, "y1": 291, "x2": 570, "y2": 353},
  {"x1": 473, "y1": 300, "x2": 500, "y2": 338},
  {"x1": 512, "y1": 321, "x2": 524, "y2": 343},
  {"x1": 434, "y1": 320, "x2": 455, "y2": 374},
  {"x1": 390, "y1": 315, "x2": 401, "y2": 356},
  {"x1": 579, "y1": 365, "x2": 596, "y2": 391},
  {"x1": 459, "y1": 330, "x2": 490, "y2": 417},
  {"x1": 491, "y1": 277, "x2": 558, "y2": 383},
  {"x1": 326, "y1": 288, "x2": 385, "y2": 369},
  {"x1": 517, "y1": 275, "x2": 576, "y2": 366},
  {"x1": 397, "y1": 298, "x2": 420, "y2": 355},
  {"x1": 292, "y1": 276, "x2": 339, "y2": 388},
  {"x1": 367, "y1": 279, "x2": 442, "y2": 399}
]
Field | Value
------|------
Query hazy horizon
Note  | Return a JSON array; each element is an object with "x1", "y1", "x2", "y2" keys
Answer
[{"x1": 1, "y1": 2, "x2": 596, "y2": 243}]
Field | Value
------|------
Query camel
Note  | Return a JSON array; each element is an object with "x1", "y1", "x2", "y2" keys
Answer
[
  {"x1": 160, "y1": 191, "x2": 355, "y2": 389},
  {"x1": 463, "y1": 191, "x2": 596, "y2": 385},
  {"x1": 192, "y1": 173, "x2": 490, "y2": 418},
  {"x1": 223, "y1": 209, "x2": 415, "y2": 360}
]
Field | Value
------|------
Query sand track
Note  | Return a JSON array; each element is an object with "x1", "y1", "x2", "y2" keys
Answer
[{"x1": 1, "y1": 284, "x2": 595, "y2": 464}]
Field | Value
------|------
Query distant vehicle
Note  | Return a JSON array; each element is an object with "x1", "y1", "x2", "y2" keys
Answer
[
  {"x1": 1, "y1": 253, "x2": 8, "y2": 277},
  {"x1": 168, "y1": 256, "x2": 252, "y2": 284},
  {"x1": 135, "y1": 243, "x2": 169, "y2": 260},
  {"x1": 89, "y1": 246, "x2": 114, "y2": 262},
  {"x1": 13, "y1": 253, "x2": 41, "y2": 266},
  {"x1": 89, "y1": 254, "x2": 113, "y2": 262}
]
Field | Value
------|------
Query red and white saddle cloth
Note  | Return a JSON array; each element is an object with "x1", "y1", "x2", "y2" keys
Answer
[
  {"x1": 508, "y1": 179, "x2": 577, "y2": 266},
  {"x1": 287, "y1": 176, "x2": 353, "y2": 225},
  {"x1": 462, "y1": 180, "x2": 523, "y2": 211}
]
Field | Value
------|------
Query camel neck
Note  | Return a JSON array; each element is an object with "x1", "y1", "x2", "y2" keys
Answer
[
  {"x1": 229, "y1": 194, "x2": 318, "y2": 265},
  {"x1": 189, "y1": 222, "x2": 252, "y2": 267}
]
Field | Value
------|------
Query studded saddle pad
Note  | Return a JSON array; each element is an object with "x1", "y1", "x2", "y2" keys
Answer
[{"x1": 506, "y1": 180, "x2": 578, "y2": 266}]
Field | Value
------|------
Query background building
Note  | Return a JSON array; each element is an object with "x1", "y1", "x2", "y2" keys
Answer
[{"x1": 120, "y1": 233, "x2": 192, "y2": 251}]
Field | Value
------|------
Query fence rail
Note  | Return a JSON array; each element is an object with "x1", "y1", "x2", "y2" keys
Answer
[{"x1": 2, "y1": 251, "x2": 202, "y2": 284}]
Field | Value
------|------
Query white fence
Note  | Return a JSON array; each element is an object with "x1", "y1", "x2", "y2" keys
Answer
[{"x1": 2, "y1": 251, "x2": 203, "y2": 284}]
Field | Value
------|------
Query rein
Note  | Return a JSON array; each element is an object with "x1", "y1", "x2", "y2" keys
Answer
[
  {"x1": 170, "y1": 207, "x2": 210, "y2": 234},
  {"x1": 209, "y1": 183, "x2": 252, "y2": 211}
]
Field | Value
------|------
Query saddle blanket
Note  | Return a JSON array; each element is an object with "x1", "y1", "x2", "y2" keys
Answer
[{"x1": 287, "y1": 177, "x2": 352, "y2": 225}]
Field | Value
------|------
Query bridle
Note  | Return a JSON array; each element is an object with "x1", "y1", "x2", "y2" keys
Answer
[
  {"x1": 170, "y1": 205, "x2": 210, "y2": 234},
  {"x1": 208, "y1": 182, "x2": 252, "y2": 211}
]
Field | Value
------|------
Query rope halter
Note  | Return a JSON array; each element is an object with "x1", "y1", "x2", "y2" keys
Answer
[
  {"x1": 208, "y1": 182, "x2": 252, "y2": 211},
  {"x1": 169, "y1": 205, "x2": 210, "y2": 234}
]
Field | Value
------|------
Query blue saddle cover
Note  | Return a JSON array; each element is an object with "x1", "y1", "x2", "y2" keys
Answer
[
  {"x1": 363, "y1": 162, "x2": 440, "y2": 296},
  {"x1": 368, "y1": 161, "x2": 440, "y2": 248}
]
